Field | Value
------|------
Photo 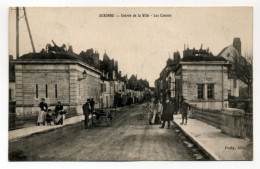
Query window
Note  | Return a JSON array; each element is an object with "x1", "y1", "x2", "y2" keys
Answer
[
  {"x1": 207, "y1": 84, "x2": 214, "y2": 99},
  {"x1": 233, "y1": 79, "x2": 237, "y2": 88},
  {"x1": 55, "y1": 84, "x2": 58, "y2": 98},
  {"x1": 228, "y1": 90, "x2": 231, "y2": 97},
  {"x1": 103, "y1": 83, "x2": 106, "y2": 92},
  {"x1": 9, "y1": 89, "x2": 12, "y2": 101},
  {"x1": 101, "y1": 83, "x2": 106, "y2": 92},
  {"x1": 46, "y1": 84, "x2": 48, "y2": 98},
  {"x1": 197, "y1": 84, "x2": 204, "y2": 99},
  {"x1": 36, "y1": 84, "x2": 38, "y2": 98}
]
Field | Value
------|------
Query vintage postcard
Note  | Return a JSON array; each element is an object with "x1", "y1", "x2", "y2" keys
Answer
[{"x1": 8, "y1": 7, "x2": 253, "y2": 161}]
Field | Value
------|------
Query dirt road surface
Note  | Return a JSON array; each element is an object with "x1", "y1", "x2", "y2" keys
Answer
[{"x1": 9, "y1": 104, "x2": 197, "y2": 161}]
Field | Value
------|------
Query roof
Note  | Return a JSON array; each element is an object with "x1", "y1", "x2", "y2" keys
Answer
[
  {"x1": 15, "y1": 52, "x2": 101, "y2": 74},
  {"x1": 217, "y1": 46, "x2": 229, "y2": 57},
  {"x1": 18, "y1": 52, "x2": 79, "y2": 61},
  {"x1": 182, "y1": 55, "x2": 227, "y2": 62}
]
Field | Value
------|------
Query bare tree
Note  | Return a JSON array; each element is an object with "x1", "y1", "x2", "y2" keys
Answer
[{"x1": 233, "y1": 53, "x2": 253, "y2": 98}]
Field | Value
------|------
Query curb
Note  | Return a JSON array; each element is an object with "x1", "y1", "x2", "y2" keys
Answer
[
  {"x1": 173, "y1": 120, "x2": 220, "y2": 161},
  {"x1": 9, "y1": 117, "x2": 84, "y2": 142}
]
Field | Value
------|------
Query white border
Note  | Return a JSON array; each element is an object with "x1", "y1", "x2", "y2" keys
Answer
[{"x1": 1, "y1": 0, "x2": 259, "y2": 169}]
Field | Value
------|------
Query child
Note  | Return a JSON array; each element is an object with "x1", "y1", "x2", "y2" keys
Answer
[{"x1": 46, "y1": 109, "x2": 53, "y2": 125}]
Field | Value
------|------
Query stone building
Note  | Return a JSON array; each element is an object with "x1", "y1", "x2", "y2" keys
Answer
[
  {"x1": 13, "y1": 52, "x2": 102, "y2": 115},
  {"x1": 101, "y1": 80, "x2": 114, "y2": 108},
  {"x1": 173, "y1": 54, "x2": 230, "y2": 110}
]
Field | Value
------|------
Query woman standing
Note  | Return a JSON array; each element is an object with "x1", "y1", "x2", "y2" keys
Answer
[
  {"x1": 54, "y1": 102, "x2": 65, "y2": 125},
  {"x1": 147, "y1": 97, "x2": 155, "y2": 125}
]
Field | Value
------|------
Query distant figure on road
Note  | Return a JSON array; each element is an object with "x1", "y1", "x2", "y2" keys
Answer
[
  {"x1": 160, "y1": 97, "x2": 174, "y2": 129},
  {"x1": 148, "y1": 97, "x2": 155, "y2": 125},
  {"x1": 152, "y1": 99, "x2": 163, "y2": 124},
  {"x1": 82, "y1": 99, "x2": 91, "y2": 129},
  {"x1": 180, "y1": 98, "x2": 191, "y2": 125},
  {"x1": 37, "y1": 98, "x2": 48, "y2": 126},
  {"x1": 171, "y1": 97, "x2": 178, "y2": 115}
]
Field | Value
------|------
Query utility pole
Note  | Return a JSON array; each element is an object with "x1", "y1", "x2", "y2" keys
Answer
[
  {"x1": 23, "y1": 7, "x2": 36, "y2": 53},
  {"x1": 16, "y1": 7, "x2": 19, "y2": 59}
]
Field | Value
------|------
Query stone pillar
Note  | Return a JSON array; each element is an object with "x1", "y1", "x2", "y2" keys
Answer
[
  {"x1": 69, "y1": 64, "x2": 78, "y2": 116},
  {"x1": 15, "y1": 65, "x2": 23, "y2": 115},
  {"x1": 221, "y1": 108, "x2": 245, "y2": 137}
]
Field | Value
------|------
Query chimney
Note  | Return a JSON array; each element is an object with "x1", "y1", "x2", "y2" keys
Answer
[
  {"x1": 233, "y1": 38, "x2": 241, "y2": 55},
  {"x1": 112, "y1": 70, "x2": 116, "y2": 80}
]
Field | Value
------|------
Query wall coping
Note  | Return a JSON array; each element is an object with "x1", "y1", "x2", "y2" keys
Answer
[
  {"x1": 193, "y1": 107, "x2": 221, "y2": 113},
  {"x1": 221, "y1": 108, "x2": 245, "y2": 116}
]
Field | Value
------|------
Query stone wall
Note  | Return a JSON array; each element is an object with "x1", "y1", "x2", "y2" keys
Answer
[{"x1": 192, "y1": 107, "x2": 221, "y2": 129}]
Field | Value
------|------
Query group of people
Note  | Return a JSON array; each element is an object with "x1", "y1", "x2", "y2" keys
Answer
[
  {"x1": 148, "y1": 96, "x2": 191, "y2": 129},
  {"x1": 82, "y1": 98, "x2": 96, "y2": 129},
  {"x1": 36, "y1": 98, "x2": 66, "y2": 126}
]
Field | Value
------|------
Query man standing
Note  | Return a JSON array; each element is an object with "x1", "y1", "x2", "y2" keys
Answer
[
  {"x1": 37, "y1": 98, "x2": 48, "y2": 126},
  {"x1": 180, "y1": 98, "x2": 191, "y2": 125},
  {"x1": 82, "y1": 99, "x2": 91, "y2": 129},
  {"x1": 90, "y1": 98, "x2": 95, "y2": 113},
  {"x1": 160, "y1": 97, "x2": 174, "y2": 129}
]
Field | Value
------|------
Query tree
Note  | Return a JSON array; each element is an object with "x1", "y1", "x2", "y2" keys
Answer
[{"x1": 233, "y1": 53, "x2": 253, "y2": 98}]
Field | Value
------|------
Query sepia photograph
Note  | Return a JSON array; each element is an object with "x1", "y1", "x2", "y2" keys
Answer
[{"x1": 7, "y1": 7, "x2": 253, "y2": 161}]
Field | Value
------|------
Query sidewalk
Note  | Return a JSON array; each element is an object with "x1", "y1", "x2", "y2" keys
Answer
[
  {"x1": 173, "y1": 114, "x2": 253, "y2": 160},
  {"x1": 9, "y1": 115, "x2": 84, "y2": 141},
  {"x1": 9, "y1": 107, "x2": 123, "y2": 142}
]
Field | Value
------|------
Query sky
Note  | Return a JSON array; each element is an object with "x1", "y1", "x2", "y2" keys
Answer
[{"x1": 9, "y1": 7, "x2": 253, "y2": 87}]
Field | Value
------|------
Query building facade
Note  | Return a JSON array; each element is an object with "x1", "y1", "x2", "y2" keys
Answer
[
  {"x1": 174, "y1": 61, "x2": 230, "y2": 110},
  {"x1": 14, "y1": 52, "x2": 102, "y2": 115}
]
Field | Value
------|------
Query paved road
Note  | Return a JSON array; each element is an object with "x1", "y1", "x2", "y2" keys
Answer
[{"x1": 9, "y1": 104, "x2": 197, "y2": 161}]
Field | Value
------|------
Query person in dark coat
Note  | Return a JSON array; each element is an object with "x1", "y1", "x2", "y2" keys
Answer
[
  {"x1": 37, "y1": 98, "x2": 48, "y2": 126},
  {"x1": 160, "y1": 97, "x2": 174, "y2": 129},
  {"x1": 82, "y1": 99, "x2": 91, "y2": 129},
  {"x1": 180, "y1": 98, "x2": 191, "y2": 125},
  {"x1": 90, "y1": 98, "x2": 95, "y2": 113}
]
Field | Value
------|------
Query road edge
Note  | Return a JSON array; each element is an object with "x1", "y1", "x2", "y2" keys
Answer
[{"x1": 172, "y1": 120, "x2": 220, "y2": 161}]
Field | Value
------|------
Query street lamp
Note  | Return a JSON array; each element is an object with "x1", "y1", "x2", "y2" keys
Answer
[{"x1": 78, "y1": 70, "x2": 87, "y2": 81}]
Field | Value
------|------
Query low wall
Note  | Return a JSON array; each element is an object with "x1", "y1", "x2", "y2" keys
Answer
[
  {"x1": 221, "y1": 108, "x2": 253, "y2": 139},
  {"x1": 192, "y1": 107, "x2": 253, "y2": 139},
  {"x1": 192, "y1": 108, "x2": 221, "y2": 129}
]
